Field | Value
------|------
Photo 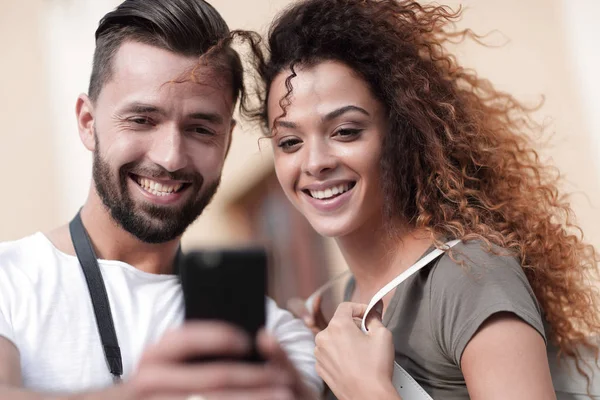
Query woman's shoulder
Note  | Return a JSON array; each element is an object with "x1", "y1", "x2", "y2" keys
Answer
[
  {"x1": 429, "y1": 239, "x2": 528, "y2": 291},
  {"x1": 425, "y1": 239, "x2": 546, "y2": 364}
]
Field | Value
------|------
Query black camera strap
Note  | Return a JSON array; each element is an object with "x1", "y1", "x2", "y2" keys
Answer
[{"x1": 69, "y1": 211, "x2": 123, "y2": 383}]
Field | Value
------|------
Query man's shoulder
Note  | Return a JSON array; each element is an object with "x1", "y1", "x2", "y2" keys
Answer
[
  {"x1": 264, "y1": 296, "x2": 307, "y2": 334},
  {"x1": 0, "y1": 233, "x2": 53, "y2": 274}
]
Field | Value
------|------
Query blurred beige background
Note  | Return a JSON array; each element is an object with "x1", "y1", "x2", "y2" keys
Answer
[{"x1": 1, "y1": 0, "x2": 599, "y2": 302}]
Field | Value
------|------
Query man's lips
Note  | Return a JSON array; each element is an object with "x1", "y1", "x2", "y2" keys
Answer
[{"x1": 128, "y1": 173, "x2": 195, "y2": 205}]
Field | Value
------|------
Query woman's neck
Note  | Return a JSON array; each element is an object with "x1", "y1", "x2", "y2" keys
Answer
[{"x1": 336, "y1": 221, "x2": 433, "y2": 303}]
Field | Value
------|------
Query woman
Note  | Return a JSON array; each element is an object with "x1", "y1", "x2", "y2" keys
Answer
[{"x1": 247, "y1": 0, "x2": 600, "y2": 398}]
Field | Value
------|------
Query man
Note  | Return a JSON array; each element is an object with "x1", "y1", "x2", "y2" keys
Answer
[{"x1": 0, "y1": 0, "x2": 320, "y2": 399}]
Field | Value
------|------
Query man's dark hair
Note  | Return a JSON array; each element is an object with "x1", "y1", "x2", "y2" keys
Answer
[{"x1": 88, "y1": 0, "x2": 243, "y2": 102}]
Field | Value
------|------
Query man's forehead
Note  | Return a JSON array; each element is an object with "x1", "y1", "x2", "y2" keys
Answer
[
  {"x1": 101, "y1": 41, "x2": 235, "y2": 111},
  {"x1": 113, "y1": 41, "x2": 209, "y2": 82}
]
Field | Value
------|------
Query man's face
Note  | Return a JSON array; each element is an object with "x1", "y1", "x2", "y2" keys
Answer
[{"x1": 85, "y1": 41, "x2": 235, "y2": 243}]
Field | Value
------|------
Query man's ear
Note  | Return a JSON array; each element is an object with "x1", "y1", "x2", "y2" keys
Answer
[
  {"x1": 75, "y1": 94, "x2": 96, "y2": 151},
  {"x1": 224, "y1": 119, "x2": 236, "y2": 158}
]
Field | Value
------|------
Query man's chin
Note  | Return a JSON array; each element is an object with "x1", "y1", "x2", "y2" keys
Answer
[
  {"x1": 122, "y1": 217, "x2": 185, "y2": 244},
  {"x1": 136, "y1": 201, "x2": 186, "y2": 218}
]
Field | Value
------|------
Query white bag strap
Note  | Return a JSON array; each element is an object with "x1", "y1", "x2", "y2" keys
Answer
[
  {"x1": 360, "y1": 239, "x2": 461, "y2": 400},
  {"x1": 360, "y1": 239, "x2": 460, "y2": 332},
  {"x1": 392, "y1": 361, "x2": 435, "y2": 400}
]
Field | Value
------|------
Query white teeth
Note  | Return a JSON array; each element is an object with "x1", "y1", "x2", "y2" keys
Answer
[
  {"x1": 309, "y1": 183, "x2": 352, "y2": 200},
  {"x1": 135, "y1": 177, "x2": 184, "y2": 196}
]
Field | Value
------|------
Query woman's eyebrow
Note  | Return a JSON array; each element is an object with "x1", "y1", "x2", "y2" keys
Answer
[{"x1": 322, "y1": 105, "x2": 370, "y2": 122}]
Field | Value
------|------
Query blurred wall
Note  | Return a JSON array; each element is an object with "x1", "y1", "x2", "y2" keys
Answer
[
  {"x1": 0, "y1": 0, "x2": 598, "y2": 279},
  {"x1": 443, "y1": 0, "x2": 600, "y2": 250},
  {"x1": 0, "y1": 1, "x2": 59, "y2": 239}
]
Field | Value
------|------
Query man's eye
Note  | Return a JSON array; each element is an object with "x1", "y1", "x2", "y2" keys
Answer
[
  {"x1": 192, "y1": 127, "x2": 215, "y2": 136},
  {"x1": 129, "y1": 117, "x2": 151, "y2": 125}
]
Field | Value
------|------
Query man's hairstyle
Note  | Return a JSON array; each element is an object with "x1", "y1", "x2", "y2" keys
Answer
[{"x1": 88, "y1": 0, "x2": 243, "y2": 102}]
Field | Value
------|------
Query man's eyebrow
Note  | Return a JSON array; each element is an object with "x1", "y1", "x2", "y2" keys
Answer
[
  {"x1": 322, "y1": 105, "x2": 370, "y2": 122},
  {"x1": 120, "y1": 103, "x2": 165, "y2": 115},
  {"x1": 118, "y1": 103, "x2": 224, "y2": 124},
  {"x1": 188, "y1": 112, "x2": 224, "y2": 125}
]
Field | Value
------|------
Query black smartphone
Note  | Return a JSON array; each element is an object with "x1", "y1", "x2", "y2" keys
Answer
[{"x1": 178, "y1": 247, "x2": 267, "y2": 363}]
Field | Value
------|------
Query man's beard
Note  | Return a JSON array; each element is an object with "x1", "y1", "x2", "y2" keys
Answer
[{"x1": 92, "y1": 136, "x2": 220, "y2": 244}]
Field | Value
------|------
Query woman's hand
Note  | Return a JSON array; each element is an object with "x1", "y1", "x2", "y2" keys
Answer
[{"x1": 314, "y1": 302, "x2": 401, "y2": 400}]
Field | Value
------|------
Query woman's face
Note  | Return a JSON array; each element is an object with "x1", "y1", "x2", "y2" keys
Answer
[{"x1": 268, "y1": 60, "x2": 388, "y2": 238}]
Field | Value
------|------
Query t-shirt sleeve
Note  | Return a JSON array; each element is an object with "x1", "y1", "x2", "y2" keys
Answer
[
  {"x1": 0, "y1": 310, "x2": 15, "y2": 345},
  {"x1": 0, "y1": 258, "x2": 17, "y2": 345},
  {"x1": 264, "y1": 297, "x2": 323, "y2": 395},
  {"x1": 429, "y1": 241, "x2": 546, "y2": 367}
]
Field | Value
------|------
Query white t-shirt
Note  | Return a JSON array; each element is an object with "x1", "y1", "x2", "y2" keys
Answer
[{"x1": 0, "y1": 233, "x2": 321, "y2": 395}]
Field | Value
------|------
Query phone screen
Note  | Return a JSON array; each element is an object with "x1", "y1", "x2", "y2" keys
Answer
[{"x1": 179, "y1": 247, "x2": 267, "y2": 362}]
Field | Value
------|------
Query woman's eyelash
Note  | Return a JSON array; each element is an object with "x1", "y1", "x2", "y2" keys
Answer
[
  {"x1": 335, "y1": 128, "x2": 363, "y2": 137},
  {"x1": 278, "y1": 138, "x2": 301, "y2": 149}
]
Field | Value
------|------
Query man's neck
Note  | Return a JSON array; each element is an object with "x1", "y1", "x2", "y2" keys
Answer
[{"x1": 74, "y1": 195, "x2": 181, "y2": 275}]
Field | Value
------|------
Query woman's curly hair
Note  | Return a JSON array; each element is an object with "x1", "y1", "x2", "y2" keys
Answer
[{"x1": 246, "y1": 0, "x2": 600, "y2": 378}]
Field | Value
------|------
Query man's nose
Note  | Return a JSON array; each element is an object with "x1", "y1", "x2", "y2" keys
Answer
[{"x1": 147, "y1": 125, "x2": 188, "y2": 173}]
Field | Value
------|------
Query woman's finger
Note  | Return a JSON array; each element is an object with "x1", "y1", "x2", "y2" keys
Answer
[
  {"x1": 364, "y1": 300, "x2": 383, "y2": 332},
  {"x1": 332, "y1": 302, "x2": 368, "y2": 320}
]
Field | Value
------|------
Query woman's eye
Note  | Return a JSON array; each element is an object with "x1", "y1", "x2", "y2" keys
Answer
[
  {"x1": 277, "y1": 138, "x2": 302, "y2": 152},
  {"x1": 334, "y1": 128, "x2": 362, "y2": 140}
]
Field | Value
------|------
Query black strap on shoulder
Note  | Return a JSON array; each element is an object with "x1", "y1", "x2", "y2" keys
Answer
[{"x1": 69, "y1": 211, "x2": 123, "y2": 382}]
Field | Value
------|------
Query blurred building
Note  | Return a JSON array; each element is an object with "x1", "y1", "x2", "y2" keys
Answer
[{"x1": 1, "y1": 0, "x2": 599, "y2": 306}]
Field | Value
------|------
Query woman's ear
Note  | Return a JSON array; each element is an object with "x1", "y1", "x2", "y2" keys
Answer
[{"x1": 75, "y1": 94, "x2": 96, "y2": 151}]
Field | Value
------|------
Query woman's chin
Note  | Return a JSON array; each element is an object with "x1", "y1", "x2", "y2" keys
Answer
[{"x1": 309, "y1": 220, "x2": 353, "y2": 239}]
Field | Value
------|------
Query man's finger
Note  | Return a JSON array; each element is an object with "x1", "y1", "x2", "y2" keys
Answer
[
  {"x1": 133, "y1": 362, "x2": 290, "y2": 396},
  {"x1": 257, "y1": 330, "x2": 298, "y2": 379},
  {"x1": 310, "y1": 293, "x2": 323, "y2": 316},
  {"x1": 140, "y1": 322, "x2": 251, "y2": 364},
  {"x1": 256, "y1": 330, "x2": 316, "y2": 398},
  {"x1": 312, "y1": 295, "x2": 329, "y2": 331},
  {"x1": 152, "y1": 387, "x2": 295, "y2": 400},
  {"x1": 287, "y1": 297, "x2": 313, "y2": 326}
]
